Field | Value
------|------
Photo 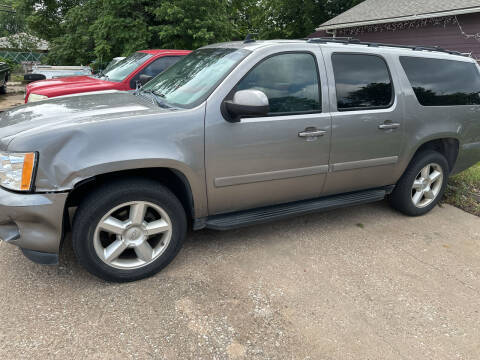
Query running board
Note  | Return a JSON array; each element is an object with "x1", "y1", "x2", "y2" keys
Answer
[{"x1": 202, "y1": 188, "x2": 388, "y2": 231}]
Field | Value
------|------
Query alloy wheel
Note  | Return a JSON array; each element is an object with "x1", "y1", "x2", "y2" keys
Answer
[
  {"x1": 93, "y1": 201, "x2": 172, "y2": 270},
  {"x1": 411, "y1": 163, "x2": 443, "y2": 208}
]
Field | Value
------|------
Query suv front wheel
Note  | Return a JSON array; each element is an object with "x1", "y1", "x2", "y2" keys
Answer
[
  {"x1": 390, "y1": 150, "x2": 449, "y2": 216},
  {"x1": 72, "y1": 179, "x2": 187, "y2": 282}
]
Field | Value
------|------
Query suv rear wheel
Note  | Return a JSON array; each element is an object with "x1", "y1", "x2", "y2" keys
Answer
[
  {"x1": 389, "y1": 150, "x2": 449, "y2": 216},
  {"x1": 72, "y1": 179, "x2": 187, "y2": 282}
]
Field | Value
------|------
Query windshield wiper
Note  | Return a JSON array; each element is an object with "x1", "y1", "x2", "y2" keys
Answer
[{"x1": 137, "y1": 89, "x2": 173, "y2": 108}]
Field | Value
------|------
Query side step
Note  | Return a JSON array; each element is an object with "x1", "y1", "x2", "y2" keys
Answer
[{"x1": 203, "y1": 188, "x2": 388, "y2": 231}]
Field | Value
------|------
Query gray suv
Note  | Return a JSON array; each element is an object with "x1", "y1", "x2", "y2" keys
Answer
[{"x1": 0, "y1": 39, "x2": 479, "y2": 281}]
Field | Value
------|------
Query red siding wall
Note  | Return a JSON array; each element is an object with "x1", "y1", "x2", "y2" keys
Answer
[{"x1": 310, "y1": 13, "x2": 480, "y2": 60}]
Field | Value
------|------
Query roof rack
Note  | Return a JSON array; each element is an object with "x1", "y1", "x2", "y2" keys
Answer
[{"x1": 305, "y1": 37, "x2": 466, "y2": 57}]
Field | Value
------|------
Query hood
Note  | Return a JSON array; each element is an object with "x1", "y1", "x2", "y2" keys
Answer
[
  {"x1": 0, "y1": 91, "x2": 172, "y2": 143},
  {"x1": 26, "y1": 76, "x2": 118, "y2": 96}
]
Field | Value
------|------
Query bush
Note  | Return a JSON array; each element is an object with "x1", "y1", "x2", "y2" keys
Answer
[
  {"x1": 0, "y1": 57, "x2": 23, "y2": 74},
  {"x1": 0, "y1": 56, "x2": 16, "y2": 70}
]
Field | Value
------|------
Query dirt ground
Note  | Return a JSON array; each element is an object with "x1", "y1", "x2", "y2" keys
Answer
[
  {"x1": 0, "y1": 202, "x2": 479, "y2": 359},
  {"x1": 0, "y1": 82, "x2": 25, "y2": 111}
]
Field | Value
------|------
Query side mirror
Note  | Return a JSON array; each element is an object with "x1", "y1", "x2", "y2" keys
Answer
[
  {"x1": 139, "y1": 74, "x2": 153, "y2": 85},
  {"x1": 224, "y1": 89, "x2": 269, "y2": 122}
]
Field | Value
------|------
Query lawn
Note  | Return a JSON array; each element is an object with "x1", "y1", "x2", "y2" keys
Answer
[{"x1": 444, "y1": 162, "x2": 480, "y2": 216}]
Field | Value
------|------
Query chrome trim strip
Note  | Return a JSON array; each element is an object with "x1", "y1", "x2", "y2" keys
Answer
[
  {"x1": 215, "y1": 165, "x2": 329, "y2": 188},
  {"x1": 332, "y1": 156, "x2": 398, "y2": 172}
]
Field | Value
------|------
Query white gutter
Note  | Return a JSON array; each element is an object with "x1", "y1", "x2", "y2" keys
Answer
[{"x1": 316, "y1": 6, "x2": 480, "y2": 31}]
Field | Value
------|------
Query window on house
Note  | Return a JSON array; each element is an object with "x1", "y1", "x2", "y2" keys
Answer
[
  {"x1": 332, "y1": 53, "x2": 393, "y2": 111},
  {"x1": 400, "y1": 56, "x2": 480, "y2": 106}
]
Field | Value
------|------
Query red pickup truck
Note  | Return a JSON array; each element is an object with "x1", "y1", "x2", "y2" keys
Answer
[{"x1": 25, "y1": 49, "x2": 191, "y2": 103}]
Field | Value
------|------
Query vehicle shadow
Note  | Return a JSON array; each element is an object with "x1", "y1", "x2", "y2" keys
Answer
[{"x1": 43, "y1": 200, "x2": 397, "y2": 286}]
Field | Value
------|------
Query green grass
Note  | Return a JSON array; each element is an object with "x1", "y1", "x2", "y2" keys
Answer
[
  {"x1": 9, "y1": 73, "x2": 24, "y2": 83},
  {"x1": 444, "y1": 162, "x2": 480, "y2": 216}
]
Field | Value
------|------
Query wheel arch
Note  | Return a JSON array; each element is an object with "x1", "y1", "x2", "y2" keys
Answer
[
  {"x1": 407, "y1": 137, "x2": 459, "y2": 174},
  {"x1": 65, "y1": 167, "x2": 200, "y2": 223}
]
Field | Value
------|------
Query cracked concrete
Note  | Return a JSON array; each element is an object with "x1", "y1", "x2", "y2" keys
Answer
[{"x1": 0, "y1": 201, "x2": 479, "y2": 359}]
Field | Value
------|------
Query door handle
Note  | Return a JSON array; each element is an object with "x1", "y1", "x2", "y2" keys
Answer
[
  {"x1": 298, "y1": 129, "x2": 327, "y2": 138},
  {"x1": 378, "y1": 122, "x2": 400, "y2": 130}
]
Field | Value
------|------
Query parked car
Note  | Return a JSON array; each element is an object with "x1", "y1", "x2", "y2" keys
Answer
[
  {"x1": 0, "y1": 39, "x2": 479, "y2": 282},
  {"x1": 24, "y1": 65, "x2": 93, "y2": 83},
  {"x1": 24, "y1": 49, "x2": 191, "y2": 103},
  {"x1": 0, "y1": 61, "x2": 9, "y2": 94}
]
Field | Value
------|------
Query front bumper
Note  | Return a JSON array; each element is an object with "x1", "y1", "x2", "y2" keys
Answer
[{"x1": 0, "y1": 187, "x2": 67, "y2": 260}]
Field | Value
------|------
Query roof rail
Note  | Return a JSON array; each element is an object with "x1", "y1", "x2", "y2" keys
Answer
[{"x1": 305, "y1": 37, "x2": 467, "y2": 57}]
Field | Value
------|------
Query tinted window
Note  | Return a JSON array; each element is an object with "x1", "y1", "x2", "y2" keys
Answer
[
  {"x1": 332, "y1": 54, "x2": 393, "y2": 110},
  {"x1": 400, "y1": 56, "x2": 480, "y2": 106},
  {"x1": 236, "y1": 53, "x2": 321, "y2": 114}
]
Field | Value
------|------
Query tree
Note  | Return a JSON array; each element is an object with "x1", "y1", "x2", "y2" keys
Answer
[
  {"x1": 90, "y1": 0, "x2": 151, "y2": 63},
  {"x1": 148, "y1": 0, "x2": 236, "y2": 49},
  {"x1": 46, "y1": 0, "x2": 237, "y2": 65},
  {"x1": 16, "y1": 0, "x2": 364, "y2": 65},
  {"x1": 231, "y1": 0, "x2": 364, "y2": 39},
  {"x1": 45, "y1": 1, "x2": 97, "y2": 65},
  {"x1": 0, "y1": 0, "x2": 26, "y2": 37},
  {"x1": 15, "y1": 0, "x2": 83, "y2": 41}
]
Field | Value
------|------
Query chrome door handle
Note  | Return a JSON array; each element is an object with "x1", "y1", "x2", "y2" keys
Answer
[
  {"x1": 298, "y1": 129, "x2": 327, "y2": 138},
  {"x1": 378, "y1": 122, "x2": 400, "y2": 130}
]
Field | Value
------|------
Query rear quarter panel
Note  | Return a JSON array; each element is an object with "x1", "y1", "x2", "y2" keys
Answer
[{"x1": 389, "y1": 53, "x2": 479, "y2": 179}]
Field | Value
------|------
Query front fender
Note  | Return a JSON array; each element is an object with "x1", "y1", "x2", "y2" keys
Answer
[{"x1": 8, "y1": 105, "x2": 208, "y2": 217}]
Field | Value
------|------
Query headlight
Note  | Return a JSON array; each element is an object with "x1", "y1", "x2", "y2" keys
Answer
[
  {"x1": 27, "y1": 93, "x2": 48, "y2": 103},
  {"x1": 0, "y1": 152, "x2": 37, "y2": 191}
]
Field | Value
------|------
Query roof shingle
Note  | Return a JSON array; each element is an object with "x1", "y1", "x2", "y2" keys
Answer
[{"x1": 317, "y1": 0, "x2": 480, "y2": 30}]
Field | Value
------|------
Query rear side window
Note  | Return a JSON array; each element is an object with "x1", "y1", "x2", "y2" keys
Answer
[
  {"x1": 332, "y1": 53, "x2": 393, "y2": 111},
  {"x1": 236, "y1": 52, "x2": 321, "y2": 114},
  {"x1": 400, "y1": 56, "x2": 480, "y2": 106}
]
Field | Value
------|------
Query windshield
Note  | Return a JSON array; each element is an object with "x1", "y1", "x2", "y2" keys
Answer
[
  {"x1": 142, "y1": 48, "x2": 251, "y2": 108},
  {"x1": 103, "y1": 57, "x2": 124, "y2": 73},
  {"x1": 102, "y1": 52, "x2": 152, "y2": 82}
]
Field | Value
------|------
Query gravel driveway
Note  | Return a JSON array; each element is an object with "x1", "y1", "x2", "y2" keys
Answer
[
  {"x1": 0, "y1": 82, "x2": 25, "y2": 111},
  {"x1": 0, "y1": 201, "x2": 479, "y2": 359}
]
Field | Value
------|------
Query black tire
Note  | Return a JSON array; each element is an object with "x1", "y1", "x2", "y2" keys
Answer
[
  {"x1": 72, "y1": 178, "x2": 187, "y2": 282},
  {"x1": 0, "y1": 75, "x2": 6, "y2": 95},
  {"x1": 389, "y1": 150, "x2": 449, "y2": 216}
]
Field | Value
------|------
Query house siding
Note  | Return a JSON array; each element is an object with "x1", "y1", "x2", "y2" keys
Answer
[{"x1": 309, "y1": 13, "x2": 480, "y2": 60}]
